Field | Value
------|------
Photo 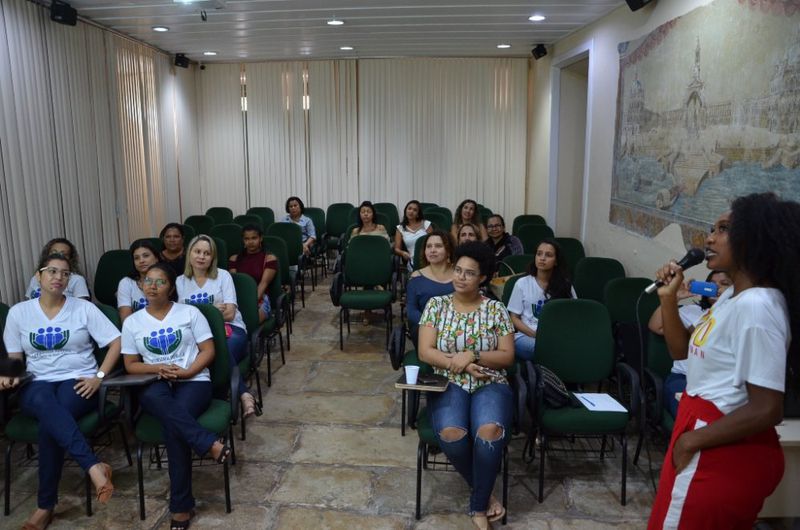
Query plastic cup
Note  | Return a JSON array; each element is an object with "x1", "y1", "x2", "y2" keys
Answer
[{"x1": 404, "y1": 365, "x2": 420, "y2": 385}]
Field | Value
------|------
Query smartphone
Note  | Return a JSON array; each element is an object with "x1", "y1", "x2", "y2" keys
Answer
[
  {"x1": 689, "y1": 280, "x2": 718, "y2": 297},
  {"x1": 417, "y1": 374, "x2": 444, "y2": 385}
]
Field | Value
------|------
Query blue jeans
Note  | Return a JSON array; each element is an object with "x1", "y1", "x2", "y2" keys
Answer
[
  {"x1": 139, "y1": 380, "x2": 217, "y2": 513},
  {"x1": 429, "y1": 383, "x2": 513, "y2": 513},
  {"x1": 226, "y1": 325, "x2": 250, "y2": 397},
  {"x1": 514, "y1": 333, "x2": 536, "y2": 362},
  {"x1": 19, "y1": 379, "x2": 100, "y2": 510},
  {"x1": 663, "y1": 372, "x2": 687, "y2": 419}
]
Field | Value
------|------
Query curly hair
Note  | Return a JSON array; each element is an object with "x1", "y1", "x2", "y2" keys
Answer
[
  {"x1": 419, "y1": 230, "x2": 455, "y2": 268},
  {"x1": 37, "y1": 238, "x2": 83, "y2": 276},
  {"x1": 453, "y1": 240, "x2": 495, "y2": 286},
  {"x1": 526, "y1": 238, "x2": 573, "y2": 300},
  {"x1": 729, "y1": 192, "x2": 800, "y2": 382},
  {"x1": 453, "y1": 199, "x2": 479, "y2": 226}
]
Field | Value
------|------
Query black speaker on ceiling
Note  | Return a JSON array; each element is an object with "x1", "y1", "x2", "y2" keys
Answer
[
  {"x1": 532, "y1": 44, "x2": 547, "y2": 60},
  {"x1": 50, "y1": 1, "x2": 77, "y2": 26},
  {"x1": 174, "y1": 54, "x2": 190, "y2": 68},
  {"x1": 625, "y1": 0, "x2": 655, "y2": 11}
]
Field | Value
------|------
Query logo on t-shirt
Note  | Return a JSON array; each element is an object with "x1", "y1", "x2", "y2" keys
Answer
[
  {"x1": 143, "y1": 328, "x2": 183, "y2": 356},
  {"x1": 132, "y1": 297, "x2": 149, "y2": 311},
  {"x1": 30, "y1": 288, "x2": 42, "y2": 299},
  {"x1": 29, "y1": 327, "x2": 70, "y2": 350},
  {"x1": 185, "y1": 292, "x2": 214, "y2": 305},
  {"x1": 689, "y1": 311, "x2": 716, "y2": 358},
  {"x1": 532, "y1": 299, "x2": 546, "y2": 318}
]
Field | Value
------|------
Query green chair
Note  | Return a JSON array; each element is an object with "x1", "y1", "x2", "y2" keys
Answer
[
  {"x1": 94, "y1": 249, "x2": 132, "y2": 306},
  {"x1": 304, "y1": 207, "x2": 327, "y2": 284},
  {"x1": 512, "y1": 214, "x2": 547, "y2": 235},
  {"x1": 573, "y1": 257, "x2": 625, "y2": 303},
  {"x1": 143, "y1": 237, "x2": 163, "y2": 252},
  {"x1": 246, "y1": 207, "x2": 275, "y2": 230},
  {"x1": 517, "y1": 223, "x2": 555, "y2": 254},
  {"x1": 210, "y1": 223, "x2": 244, "y2": 260},
  {"x1": 554, "y1": 237, "x2": 585, "y2": 278},
  {"x1": 478, "y1": 207, "x2": 493, "y2": 224},
  {"x1": 635, "y1": 333, "x2": 675, "y2": 465},
  {"x1": 181, "y1": 224, "x2": 196, "y2": 243},
  {"x1": 499, "y1": 254, "x2": 533, "y2": 276},
  {"x1": 184, "y1": 214, "x2": 215, "y2": 236},
  {"x1": 425, "y1": 211, "x2": 451, "y2": 232},
  {"x1": 532, "y1": 299, "x2": 636, "y2": 505},
  {"x1": 336, "y1": 237, "x2": 394, "y2": 350},
  {"x1": 258, "y1": 264, "x2": 289, "y2": 384},
  {"x1": 0, "y1": 303, "x2": 8, "y2": 337},
  {"x1": 266, "y1": 222, "x2": 307, "y2": 307},
  {"x1": 212, "y1": 237, "x2": 229, "y2": 271},
  {"x1": 501, "y1": 273, "x2": 526, "y2": 307},
  {"x1": 230, "y1": 273, "x2": 265, "y2": 440},
  {"x1": 419, "y1": 202, "x2": 438, "y2": 214},
  {"x1": 374, "y1": 203, "x2": 400, "y2": 233},
  {"x1": 233, "y1": 214, "x2": 263, "y2": 232},
  {"x1": 131, "y1": 303, "x2": 236, "y2": 519},
  {"x1": 325, "y1": 203, "x2": 355, "y2": 251},
  {"x1": 412, "y1": 235, "x2": 429, "y2": 271},
  {"x1": 426, "y1": 206, "x2": 452, "y2": 223},
  {"x1": 263, "y1": 235, "x2": 296, "y2": 330},
  {"x1": 205, "y1": 207, "x2": 233, "y2": 225}
]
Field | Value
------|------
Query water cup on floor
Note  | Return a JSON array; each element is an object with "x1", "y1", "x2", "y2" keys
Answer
[{"x1": 404, "y1": 365, "x2": 420, "y2": 385}]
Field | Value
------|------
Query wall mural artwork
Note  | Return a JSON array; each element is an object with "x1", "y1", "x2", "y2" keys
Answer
[{"x1": 610, "y1": 0, "x2": 800, "y2": 245}]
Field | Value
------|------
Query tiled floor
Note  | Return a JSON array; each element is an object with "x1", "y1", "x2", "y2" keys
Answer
[{"x1": 1, "y1": 275, "x2": 795, "y2": 529}]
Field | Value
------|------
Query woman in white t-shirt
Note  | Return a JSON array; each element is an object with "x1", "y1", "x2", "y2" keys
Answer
[
  {"x1": 507, "y1": 239, "x2": 576, "y2": 362},
  {"x1": 176, "y1": 235, "x2": 259, "y2": 418},
  {"x1": 25, "y1": 238, "x2": 90, "y2": 300},
  {"x1": 1, "y1": 253, "x2": 119, "y2": 529},
  {"x1": 394, "y1": 200, "x2": 433, "y2": 271},
  {"x1": 121, "y1": 262, "x2": 231, "y2": 529},
  {"x1": 648, "y1": 193, "x2": 800, "y2": 529},
  {"x1": 118, "y1": 239, "x2": 161, "y2": 322}
]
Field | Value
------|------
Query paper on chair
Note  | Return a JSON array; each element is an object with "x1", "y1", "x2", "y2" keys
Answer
[{"x1": 574, "y1": 393, "x2": 627, "y2": 413}]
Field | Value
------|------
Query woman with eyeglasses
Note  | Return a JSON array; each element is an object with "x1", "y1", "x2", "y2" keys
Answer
[
  {"x1": 2, "y1": 253, "x2": 119, "y2": 529},
  {"x1": 121, "y1": 262, "x2": 231, "y2": 530},
  {"x1": 118, "y1": 239, "x2": 161, "y2": 323},
  {"x1": 450, "y1": 199, "x2": 488, "y2": 243},
  {"x1": 25, "y1": 238, "x2": 90, "y2": 300},
  {"x1": 418, "y1": 241, "x2": 515, "y2": 530}
]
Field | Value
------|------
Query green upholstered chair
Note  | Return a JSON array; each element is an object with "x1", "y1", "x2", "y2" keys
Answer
[
  {"x1": 266, "y1": 222, "x2": 307, "y2": 307},
  {"x1": 304, "y1": 207, "x2": 327, "y2": 284},
  {"x1": 412, "y1": 235, "x2": 429, "y2": 271},
  {"x1": 478, "y1": 207, "x2": 493, "y2": 224},
  {"x1": 258, "y1": 264, "x2": 289, "y2": 383},
  {"x1": 501, "y1": 273, "x2": 526, "y2": 307},
  {"x1": 230, "y1": 272, "x2": 264, "y2": 440},
  {"x1": 210, "y1": 223, "x2": 244, "y2": 260},
  {"x1": 212, "y1": 237, "x2": 229, "y2": 272},
  {"x1": 531, "y1": 299, "x2": 636, "y2": 505},
  {"x1": 337, "y1": 237, "x2": 394, "y2": 350},
  {"x1": 205, "y1": 207, "x2": 234, "y2": 225},
  {"x1": 419, "y1": 202, "x2": 438, "y2": 214},
  {"x1": 426, "y1": 206, "x2": 452, "y2": 223},
  {"x1": 572, "y1": 257, "x2": 625, "y2": 303},
  {"x1": 512, "y1": 214, "x2": 547, "y2": 235},
  {"x1": 143, "y1": 237, "x2": 163, "y2": 252},
  {"x1": 181, "y1": 224, "x2": 196, "y2": 243},
  {"x1": 233, "y1": 214, "x2": 263, "y2": 232},
  {"x1": 132, "y1": 303, "x2": 236, "y2": 519},
  {"x1": 324, "y1": 203, "x2": 355, "y2": 252},
  {"x1": 374, "y1": 203, "x2": 400, "y2": 236},
  {"x1": 634, "y1": 333, "x2": 675, "y2": 465},
  {"x1": 262, "y1": 235, "x2": 295, "y2": 328},
  {"x1": 499, "y1": 254, "x2": 533, "y2": 276},
  {"x1": 94, "y1": 249, "x2": 132, "y2": 306},
  {"x1": 246, "y1": 207, "x2": 275, "y2": 231},
  {"x1": 424, "y1": 211, "x2": 451, "y2": 233},
  {"x1": 603, "y1": 277, "x2": 660, "y2": 370},
  {"x1": 553, "y1": 237, "x2": 585, "y2": 278},
  {"x1": 183, "y1": 214, "x2": 215, "y2": 237},
  {"x1": 517, "y1": 223, "x2": 555, "y2": 254}
]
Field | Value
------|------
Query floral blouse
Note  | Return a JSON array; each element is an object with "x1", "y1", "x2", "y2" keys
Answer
[{"x1": 419, "y1": 294, "x2": 514, "y2": 393}]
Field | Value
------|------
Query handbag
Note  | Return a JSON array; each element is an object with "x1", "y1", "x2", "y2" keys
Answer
[{"x1": 536, "y1": 364, "x2": 580, "y2": 409}]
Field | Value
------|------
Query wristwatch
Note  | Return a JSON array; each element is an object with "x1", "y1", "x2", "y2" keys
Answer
[
  {"x1": 96, "y1": 370, "x2": 105, "y2": 380},
  {"x1": 473, "y1": 350, "x2": 481, "y2": 363}
]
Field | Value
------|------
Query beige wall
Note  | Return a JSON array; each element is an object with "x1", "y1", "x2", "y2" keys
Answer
[{"x1": 528, "y1": 0, "x2": 715, "y2": 278}]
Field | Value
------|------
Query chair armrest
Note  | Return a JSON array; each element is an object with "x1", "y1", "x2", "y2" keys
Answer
[
  {"x1": 275, "y1": 292, "x2": 288, "y2": 328},
  {"x1": 525, "y1": 361, "x2": 542, "y2": 422},
  {"x1": 512, "y1": 364, "x2": 528, "y2": 433},
  {"x1": 229, "y1": 365, "x2": 241, "y2": 424},
  {"x1": 643, "y1": 367, "x2": 664, "y2": 425},
  {"x1": 101, "y1": 374, "x2": 159, "y2": 387},
  {"x1": 0, "y1": 373, "x2": 33, "y2": 425},
  {"x1": 616, "y1": 362, "x2": 642, "y2": 419}
]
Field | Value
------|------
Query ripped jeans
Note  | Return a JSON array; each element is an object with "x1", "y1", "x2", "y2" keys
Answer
[{"x1": 429, "y1": 382, "x2": 513, "y2": 513}]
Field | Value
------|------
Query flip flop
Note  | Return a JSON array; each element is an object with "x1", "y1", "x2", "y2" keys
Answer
[{"x1": 487, "y1": 497, "x2": 505, "y2": 522}]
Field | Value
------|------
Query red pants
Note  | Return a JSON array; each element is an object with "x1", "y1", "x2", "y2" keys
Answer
[{"x1": 648, "y1": 394, "x2": 784, "y2": 530}]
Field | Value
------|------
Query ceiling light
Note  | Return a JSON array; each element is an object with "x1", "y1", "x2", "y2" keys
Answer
[
  {"x1": 529, "y1": 15, "x2": 546, "y2": 22},
  {"x1": 497, "y1": 44, "x2": 511, "y2": 49},
  {"x1": 340, "y1": 46, "x2": 354, "y2": 51},
  {"x1": 327, "y1": 18, "x2": 344, "y2": 26},
  {"x1": 152, "y1": 26, "x2": 169, "y2": 32},
  {"x1": 203, "y1": 51, "x2": 217, "y2": 56}
]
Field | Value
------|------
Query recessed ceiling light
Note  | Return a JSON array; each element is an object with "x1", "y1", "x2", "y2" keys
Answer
[
  {"x1": 340, "y1": 46, "x2": 354, "y2": 51},
  {"x1": 152, "y1": 26, "x2": 169, "y2": 32},
  {"x1": 203, "y1": 51, "x2": 217, "y2": 56},
  {"x1": 327, "y1": 18, "x2": 344, "y2": 26},
  {"x1": 529, "y1": 15, "x2": 546, "y2": 22},
  {"x1": 497, "y1": 44, "x2": 511, "y2": 49}
]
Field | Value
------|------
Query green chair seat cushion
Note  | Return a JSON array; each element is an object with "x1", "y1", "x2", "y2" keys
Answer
[
  {"x1": 135, "y1": 399, "x2": 232, "y2": 444},
  {"x1": 402, "y1": 350, "x2": 433, "y2": 374},
  {"x1": 416, "y1": 406, "x2": 438, "y2": 446},
  {"x1": 541, "y1": 396, "x2": 629, "y2": 434},
  {"x1": 339, "y1": 290, "x2": 392, "y2": 310},
  {"x1": 5, "y1": 401, "x2": 120, "y2": 443}
]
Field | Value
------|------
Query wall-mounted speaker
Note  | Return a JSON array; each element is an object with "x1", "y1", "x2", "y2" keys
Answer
[
  {"x1": 174, "y1": 54, "x2": 190, "y2": 68},
  {"x1": 532, "y1": 44, "x2": 547, "y2": 60},
  {"x1": 625, "y1": 0, "x2": 655, "y2": 11},
  {"x1": 50, "y1": 1, "x2": 77, "y2": 26}
]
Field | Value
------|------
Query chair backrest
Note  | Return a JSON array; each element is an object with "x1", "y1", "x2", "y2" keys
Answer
[
  {"x1": 262, "y1": 235, "x2": 291, "y2": 287},
  {"x1": 344, "y1": 237, "x2": 394, "y2": 288},
  {"x1": 603, "y1": 277, "x2": 659, "y2": 324},
  {"x1": 512, "y1": 214, "x2": 547, "y2": 235},
  {"x1": 419, "y1": 202, "x2": 438, "y2": 214},
  {"x1": 573, "y1": 257, "x2": 626, "y2": 303},
  {"x1": 233, "y1": 214, "x2": 263, "y2": 232},
  {"x1": 425, "y1": 211, "x2": 451, "y2": 232},
  {"x1": 93, "y1": 302, "x2": 121, "y2": 366},
  {"x1": 195, "y1": 304, "x2": 232, "y2": 397},
  {"x1": 413, "y1": 234, "x2": 429, "y2": 270},
  {"x1": 210, "y1": 223, "x2": 244, "y2": 258},
  {"x1": 266, "y1": 222, "x2": 303, "y2": 267},
  {"x1": 374, "y1": 203, "x2": 400, "y2": 231},
  {"x1": 184, "y1": 214, "x2": 215, "y2": 236},
  {"x1": 478, "y1": 207, "x2": 493, "y2": 224},
  {"x1": 212, "y1": 236, "x2": 229, "y2": 270},
  {"x1": 304, "y1": 207, "x2": 326, "y2": 240},
  {"x1": 517, "y1": 223, "x2": 556, "y2": 254},
  {"x1": 427, "y1": 206, "x2": 452, "y2": 221},
  {"x1": 247, "y1": 207, "x2": 275, "y2": 230},
  {"x1": 0, "y1": 302, "x2": 10, "y2": 338},
  {"x1": 94, "y1": 249, "x2": 132, "y2": 306},
  {"x1": 205, "y1": 207, "x2": 233, "y2": 225},
  {"x1": 181, "y1": 223, "x2": 196, "y2": 243},
  {"x1": 501, "y1": 273, "x2": 526, "y2": 307},
  {"x1": 500, "y1": 254, "x2": 533, "y2": 276},
  {"x1": 143, "y1": 237, "x2": 163, "y2": 252},
  {"x1": 231, "y1": 272, "x2": 259, "y2": 335},
  {"x1": 646, "y1": 332, "x2": 673, "y2": 379},
  {"x1": 535, "y1": 299, "x2": 615, "y2": 384},
  {"x1": 554, "y1": 237, "x2": 585, "y2": 278},
  {"x1": 325, "y1": 203, "x2": 355, "y2": 239}
]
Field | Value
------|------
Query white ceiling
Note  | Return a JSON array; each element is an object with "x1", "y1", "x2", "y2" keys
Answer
[{"x1": 66, "y1": 0, "x2": 625, "y2": 62}]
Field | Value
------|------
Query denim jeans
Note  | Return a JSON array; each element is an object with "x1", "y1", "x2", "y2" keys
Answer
[
  {"x1": 139, "y1": 380, "x2": 217, "y2": 513},
  {"x1": 226, "y1": 325, "x2": 250, "y2": 397},
  {"x1": 513, "y1": 333, "x2": 536, "y2": 362},
  {"x1": 429, "y1": 382, "x2": 513, "y2": 513},
  {"x1": 19, "y1": 379, "x2": 101, "y2": 510},
  {"x1": 663, "y1": 372, "x2": 687, "y2": 419}
]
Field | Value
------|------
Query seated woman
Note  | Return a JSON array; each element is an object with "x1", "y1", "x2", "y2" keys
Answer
[
  {"x1": 485, "y1": 215, "x2": 523, "y2": 267},
  {"x1": 406, "y1": 230, "x2": 455, "y2": 344},
  {"x1": 457, "y1": 222, "x2": 480, "y2": 245},
  {"x1": 176, "y1": 235, "x2": 260, "y2": 418},
  {"x1": 121, "y1": 262, "x2": 231, "y2": 530},
  {"x1": 350, "y1": 201, "x2": 389, "y2": 241},
  {"x1": 394, "y1": 200, "x2": 432, "y2": 271},
  {"x1": 507, "y1": 238, "x2": 576, "y2": 362},
  {"x1": 648, "y1": 270, "x2": 731, "y2": 418},
  {"x1": 450, "y1": 199, "x2": 488, "y2": 243},
  {"x1": 118, "y1": 239, "x2": 161, "y2": 322},
  {"x1": 159, "y1": 223, "x2": 187, "y2": 278},
  {"x1": 418, "y1": 241, "x2": 515, "y2": 530},
  {"x1": 2, "y1": 253, "x2": 119, "y2": 529},
  {"x1": 228, "y1": 224, "x2": 279, "y2": 323},
  {"x1": 26, "y1": 238, "x2": 90, "y2": 300},
  {"x1": 280, "y1": 196, "x2": 316, "y2": 256}
]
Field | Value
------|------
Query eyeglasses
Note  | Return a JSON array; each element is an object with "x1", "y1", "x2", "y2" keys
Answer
[
  {"x1": 486, "y1": 224, "x2": 503, "y2": 229},
  {"x1": 453, "y1": 266, "x2": 479, "y2": 280},
  {"x1": 142, "y1": 278, "x2": 168, "y2": 287},
  {"x1": 39, "y1": 267, "x2": 71, "y2": 278}
]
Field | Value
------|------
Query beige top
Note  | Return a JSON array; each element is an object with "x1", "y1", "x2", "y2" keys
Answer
[{"x1": 351, "y1": 224, "x2": 390, "y2": 241}]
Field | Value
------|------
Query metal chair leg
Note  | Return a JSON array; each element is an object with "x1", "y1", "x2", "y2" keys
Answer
[
  {"x1": 137, "y1": 443, "x2": 146, "y2": 520},
  {"x1": 119, "y1": 423, "x2": 133, "y2": 466},
  {"x1": 415, "y1": 442, "x2": 424, "y2": 520},
  {"x1": 600, "y1": 434, "x2": 607, "y2": 459},
  {"x1": 401, "y1": 389, "x2": 406, "y2": 436},
  {"x1": 339, "y1": 308, "x2": 344, "y2": 350},
  {"x1": 5, "y1": 441, "x2": 14, "y2": 515},
  {"x1": 502, "y1": 446, "x2": 509, "y2": 525},
  {"x1": 85, "y1": 472, "x2": 92, "y2": 516},
  {"x1": 621, "y1": 433, "x2": 628, "y2": 506},
  {"x1": 224, "y1": 459, "x2": 232, "y2": 513},
  {"x1": 538, "y1": 434, "x2": 546, "y2": 503}
]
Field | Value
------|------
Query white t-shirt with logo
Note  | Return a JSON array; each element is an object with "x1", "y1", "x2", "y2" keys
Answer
[
  {"x1": 2, "y1": 298, "x2": 120, "y2": 382},
  {"x1": 26, "y1": 273, "x2": 90, "y2": 300},
  {"x1": 686, "y1": 287, "x2": 789, "y2": 415},
  {"x1": 175, "y1": 270, "x2": 245, "y2": 330},
  {"x1": 117, "y1": 277, "x2": 148, "y2": 312},
  {"x1": 507, "y1": 275, "x2": 576, "y2": 338},
  {"x1": 121, "y1": 303, "x2": 213, "y2": 383},
  {"x1": 671, "y1": 304, "x2": 706, "y2": 376}
]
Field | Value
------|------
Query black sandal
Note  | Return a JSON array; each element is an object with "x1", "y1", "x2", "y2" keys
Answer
[
  {"x1": 170, "y1": 509, "x2": 195, "y2": 530},
  {"x1": 213, "y1": 440, "x2": 232, "y2": 464}
]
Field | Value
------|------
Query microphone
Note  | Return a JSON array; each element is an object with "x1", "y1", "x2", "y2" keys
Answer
[{"x1": 644, "y1": 248, "x2": 706, "y2": 294}]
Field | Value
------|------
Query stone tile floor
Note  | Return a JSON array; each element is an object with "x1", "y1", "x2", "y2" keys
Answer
[{"x1": 1, "y1": 274, "x2": 796, "y2": 529}]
